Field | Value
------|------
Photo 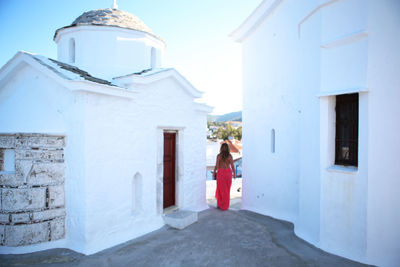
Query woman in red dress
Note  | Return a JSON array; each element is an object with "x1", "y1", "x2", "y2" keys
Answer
[{"x1": 213, "y1": 143, "x2": 236, "y2": 210}]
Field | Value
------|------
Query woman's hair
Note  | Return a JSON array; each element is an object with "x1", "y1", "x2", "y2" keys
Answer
[{"x1": 220, "y1": 143, "x2": 230, "y2": 160}]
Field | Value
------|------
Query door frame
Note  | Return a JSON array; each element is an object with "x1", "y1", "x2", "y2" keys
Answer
[{"x1": 156, "y1": 127, "x2": 184, "y2": 214}]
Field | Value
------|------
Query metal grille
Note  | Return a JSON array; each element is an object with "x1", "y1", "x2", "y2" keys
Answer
[{"x1": 335, "y1": 93, "x2": 359, "y2": 166}]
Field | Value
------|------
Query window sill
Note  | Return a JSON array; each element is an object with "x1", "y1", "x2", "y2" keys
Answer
[{"x1": 327, "y1": 165, "x2": 358, "y2": 175}]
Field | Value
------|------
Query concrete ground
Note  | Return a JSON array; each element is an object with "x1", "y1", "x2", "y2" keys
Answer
[{"x1": 0, "y1": 198, "x2": 372, "y2": 267}]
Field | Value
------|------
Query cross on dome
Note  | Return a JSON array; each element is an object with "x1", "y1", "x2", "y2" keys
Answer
[{"x1": 112, "y1": 0, "x2": 118, "y2": 9}]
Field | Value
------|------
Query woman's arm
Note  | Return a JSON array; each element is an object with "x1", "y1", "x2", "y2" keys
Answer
[
  {"x1": 213, "y1": 154, "x2": 219, "y2": 179},
  {"x1": 230, "y1": 155, "x2": 236, "y2": 178}
]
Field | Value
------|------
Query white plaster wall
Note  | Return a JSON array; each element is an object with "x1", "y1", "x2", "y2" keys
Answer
[
  {"x1": 81, "y1": 77, "x2": 207, "y2": 254},
  {"x1": 318, "y1": 0, "x2": 369, "y2": 262},
  {"x1": 0, "y1": 66, "x2": 87, "y2": 254},
  {"x1": 296, "y1": 0, "x2": 322, "y2": 245},
  {"x1": 241, "y1": 0, "x2": 400, "y2": 266},
  {"x1": 319, "y1": 94, "x2": 369, "y2": 262},
  {"x1": 56, "y1": 26, "x2": 164, "y2": 80},
  {"x1": 365, "y1": 1, "x2": 400, "y2": 266},
  {"x1": 241, "y1": 0, "x2": 304, "y2": 224},
  {"x1": 0, "y1": 66, "x2": 68, "y2": 133}
]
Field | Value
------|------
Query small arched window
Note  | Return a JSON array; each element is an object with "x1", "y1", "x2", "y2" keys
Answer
[
  {"x1": 151, "y1": 47, "x2": 156, "y2": 69},
  {"x1": 69, "y1": 38, "x2": 75, "y2": 63},
  {"x1": 271, "y1": 129, "x2": 275, "y2": 153}
]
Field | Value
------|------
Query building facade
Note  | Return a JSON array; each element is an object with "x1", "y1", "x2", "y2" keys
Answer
[
  {"x1": 0, "y1": 5, "x2": 211, "y2": 255},
  {"x1": 231, "y1": 0, "x2": 400, "y2": 266}
]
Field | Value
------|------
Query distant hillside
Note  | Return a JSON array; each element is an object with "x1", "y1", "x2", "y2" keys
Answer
[{"x1": 208, "y1": 111, "x2": 242, "y2": 122}]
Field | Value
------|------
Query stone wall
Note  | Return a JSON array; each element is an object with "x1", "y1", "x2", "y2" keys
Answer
[{"x1": 0, "y1": 134, "x2": 66, "y2": 246}]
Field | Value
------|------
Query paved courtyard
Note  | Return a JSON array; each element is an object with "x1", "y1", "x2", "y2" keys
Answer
[{"x1": 0, "y1": 198, "x2": 371, "y2": 267}]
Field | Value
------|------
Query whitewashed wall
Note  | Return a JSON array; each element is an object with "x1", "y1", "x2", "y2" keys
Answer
[
  {"x1": 81, "y1": 76, "x2": 207, "y2": 254},
  {"x1": 0, "y1": 65, "x2": 208, "y2": 255},
  {"x1": 56, "y1": 26, "x2": 165, "y2": 80},
  {"x1": 365, "y1": 1, "x2": 400, "y2": 266},
  {"x1": 318, "y1": 0, "x2": 369, "y2": 262},
  {"x1": 0, "y1": 66, "x2": 87, "y2": 254},
  {"x1": 239, "y1": 0, "x2": 400, "y2": 266}
]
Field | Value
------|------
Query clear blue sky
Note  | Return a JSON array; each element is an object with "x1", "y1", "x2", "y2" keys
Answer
[{"x1": 0, "y1": 0, "x2": 261, "y2": 114}]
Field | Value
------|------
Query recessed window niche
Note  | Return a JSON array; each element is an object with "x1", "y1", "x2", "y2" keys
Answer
[
  {"x1": 69, "y1": 38, "x2": 75, "y2": 63},
  {"x1": 151, "y1": 47, "x2": 156, "y2": 69},
  {"x1": 271, "y1": 129, "x2": 275, "y2": 153},
  {"x1": 0, "y1": 149, "x2": 15, "y2": 172}
]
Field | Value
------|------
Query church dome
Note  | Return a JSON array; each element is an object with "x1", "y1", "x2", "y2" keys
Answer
[{"x1": 54, "y1": 8, "x2": 158, "y2": 40}]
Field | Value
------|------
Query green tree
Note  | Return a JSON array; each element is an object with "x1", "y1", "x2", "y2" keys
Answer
[
  {"x1": 234, "y1": 127, "x2": 242, "y2": 140},
  {"x1": 217, "y1": 126, "x2": 228, "y2": 140}
]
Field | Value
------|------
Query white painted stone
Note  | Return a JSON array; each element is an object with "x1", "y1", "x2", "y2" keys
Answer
[
  {"x1": 0, "y1": 136, "x2": 15, "y2": 148},
  {"x1": 11, "y1": 213, "x2": 30, "y2": 223},
  {"x1": 4, "y1": 222, "x2": 49, "y2": 246},
  {"x1": 0, "y1": 213, "x2": 10, "y2": 224},
  {"x1": 15, "y1": 150, "x2": 64, "y2": 161},
  {"x1": 50, "y1": 218, "x2": 65, "y2": 240},
  {"x1": 24, "y1": 136, "x2": 65, "y2": 149},
  {"x1": 14, "y1": 136, "x2": 31, "y2": 148},
  {"x1": 48, "y1": 185, "x2": 65, "y2": 208},
  {"x1": 0, "y1": 172, "x2": 24, "y2": 187},
  {"x1": 163, "y1": 210, "x2": 198, "y2": 230},
  {"x1": 0, "y1": 136, "x2": 15, "y2": 149},
  {"x1": 1, "y1": 188, "x2": 46, "y2": 212},
  {"x1": 27, "y1": 162, "x2": 65, "y2": 186},
  {"x1": 0, "y1": 225, "x2": 4, "y2": 245},
  {"x1": 14, "y1": 160, "x2": 32, "y2": 180},
  {"x1": 32, "y1": 208, "x2": 65, "y2": 222}
]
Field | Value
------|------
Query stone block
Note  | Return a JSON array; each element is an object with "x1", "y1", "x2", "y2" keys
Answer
[
  {"x1": 4, "y1": 222, "x2": 49, "y2": 246},
  {"x1": 0, "y1": 149, "x2": 3, "y2": 170},
  {"x1": 31, "y1": 136, "x2": 65, "y2": 148},
  {"x1": 15, "y1": 160, "x2": 33, "y2": 180},
  {"x1": 0, "y1": 136, "x2": 15, "y2": 149},
  {"x1": 50, "y1": 218, "x2": 65, "y2": 240},
  {"x1": 11, "y1": 213, "x2": 31, "y2": 223},
  {"x1": 15, "y1": 135, "x2": 65, "y2": 149},
  {"x1": 27, "y1": 162, "x2": 65, "y2": 186},
  {"x1": 15, "y1": 150, "x2": 64, "y2": 161},
  {"x1": 48, "y1": 185, "x2": 65, "y2": 208},
  {"x1": 163, "y1": 210, "x2": 198, "y2": 230},
  {"x1": 32, "y1": 208, "x2": 65, "y2": 222},
  {"x1": 14, "y1": 136, "x2": 30, "y2": 148},
  {"x1": 0, "y1": 213, "x2": 10, "y2": 223},
  {"x1": 0, "y1": 172, "x2": 25, "y2": 187},
  {"x1": 0, "y1": 225, "x2": 4, "y2": 245},
  {"x1": 1, "y1": 188, "x2": 46, "y2": 212}
]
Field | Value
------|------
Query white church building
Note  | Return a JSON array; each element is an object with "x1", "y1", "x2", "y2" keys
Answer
[
  {"x1": 0, "y1": 3, "x2": 211, "y2": 255},
  {"x1": 231, "y1": 0, "x2": 400, "y2": 266}
]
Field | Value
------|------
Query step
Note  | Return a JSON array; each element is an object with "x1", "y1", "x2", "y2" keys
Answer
[{"x1": 163, "y1": 210, "x2": 198, "y2": 230}]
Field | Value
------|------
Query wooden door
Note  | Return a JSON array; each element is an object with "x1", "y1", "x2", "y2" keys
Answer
[{"x1": 163, "y1": 132, "x2": 176, "y2": 209}]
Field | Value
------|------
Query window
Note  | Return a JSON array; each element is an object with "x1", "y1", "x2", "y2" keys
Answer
[
  {"x1": 151, "y1": 47, "x2": 156, "y2": 69},
  {"x1": 271, "y1": 129, "x2": 275, "y2": 153},
  {"x1": 69, "y1": 38, "x2": 75, "y2": 63},
  {"x1": 335, "y1": 93, "x2": 358, "y2": 166}
]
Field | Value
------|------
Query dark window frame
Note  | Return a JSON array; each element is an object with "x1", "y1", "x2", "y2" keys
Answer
[{"x1": 335, "y1": 93, "x2": 359, "y2": 166}]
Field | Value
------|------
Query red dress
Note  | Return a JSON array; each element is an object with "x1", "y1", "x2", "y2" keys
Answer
[{"x1": 215, "y1": 168, "x2": 232, "y2": 210}]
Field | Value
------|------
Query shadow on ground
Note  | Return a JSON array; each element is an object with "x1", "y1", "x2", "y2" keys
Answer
[{"x1": 0, "y1": 200, "x2": 373, "y2": 267}]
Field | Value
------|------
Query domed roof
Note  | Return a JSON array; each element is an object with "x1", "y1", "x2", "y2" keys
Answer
[{"x1": 54, "y1": 8, "x2": 159, "y2": 40}]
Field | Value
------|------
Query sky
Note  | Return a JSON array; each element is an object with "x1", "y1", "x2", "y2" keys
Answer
[{"x1": 0, "y1": 0, "x2": 262, "y2": 115}]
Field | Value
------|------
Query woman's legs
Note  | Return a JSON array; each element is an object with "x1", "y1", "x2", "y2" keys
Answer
[{"x1": 215, "y1": 169, "x2": 232, "y2": 210}]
